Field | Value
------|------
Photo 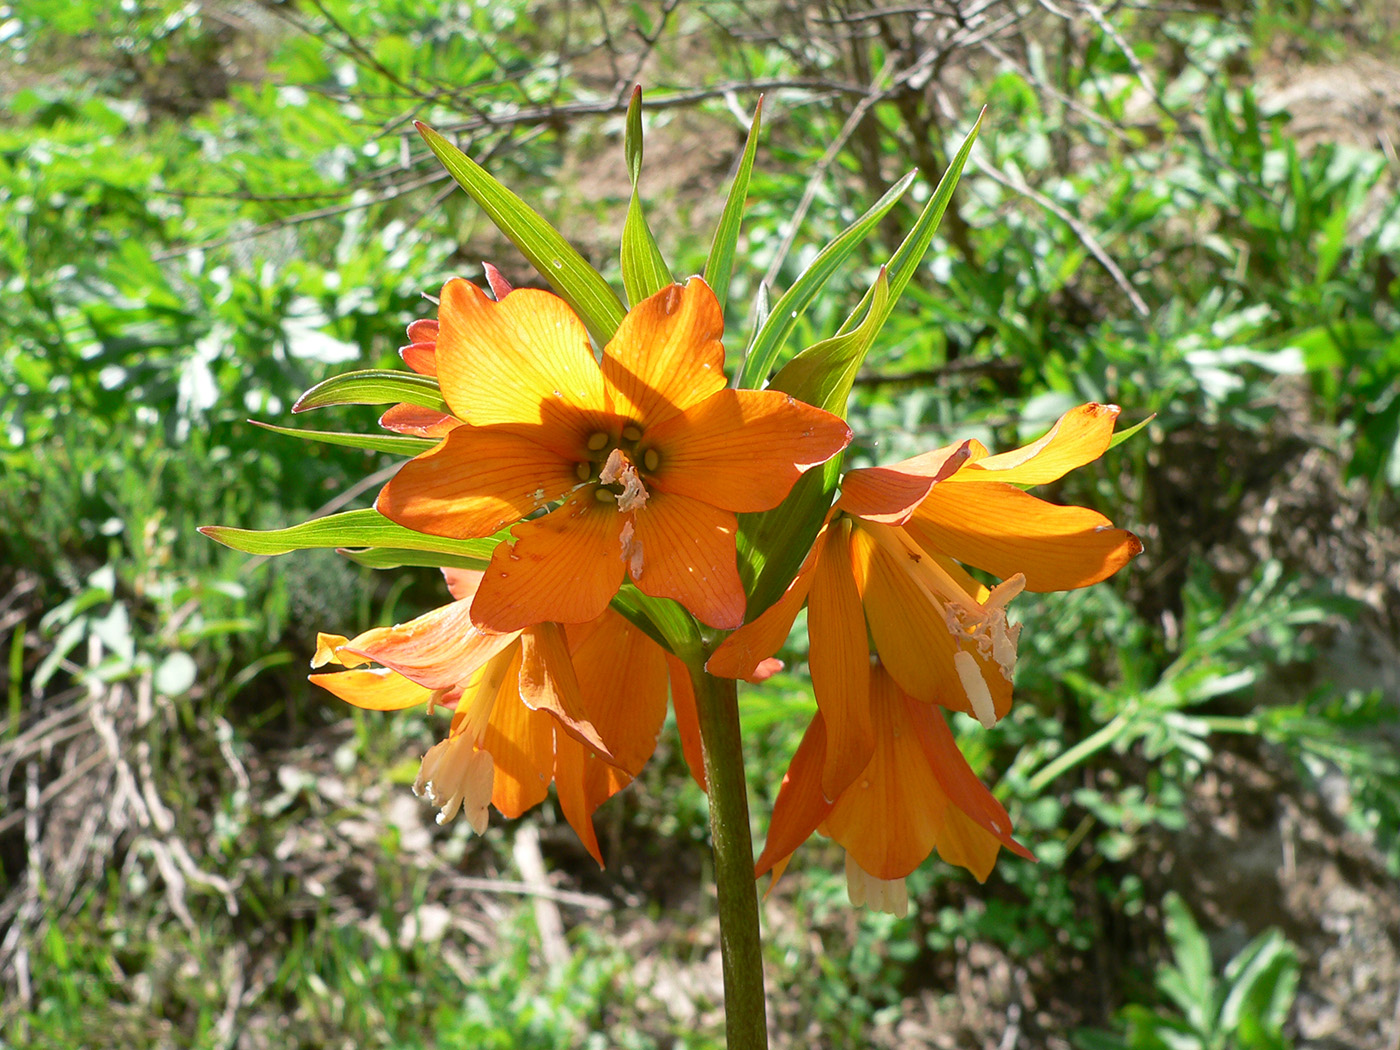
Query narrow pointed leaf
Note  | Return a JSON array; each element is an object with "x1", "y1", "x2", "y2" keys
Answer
[
  {"x1": 417, "y1": 121, "x2": 627, "y2": 343},
  {"x1": 200, "y1": 508, "x2": 500, "y2": 560},
  {"x1": 291, "y1": 370, "x2": 448, "y2": 415},
  {"x1": 836, "y1": 110, "x2": 984, "y2": 338},
  {"x1": 251, "y1": 421, "x2": 436, "y2": 455},
  {"x1": 769, "y1": 267, "x2": 890, "y2": 415},
  {"x1": 620, "y1": 86, "x2": 673, "y2": 305},
  {"x1": 703, "y1": 96, "x2": 763, "y2": 316},
  {"x1": 739, "y1": 169, "x2": 916, "y2": 388}
]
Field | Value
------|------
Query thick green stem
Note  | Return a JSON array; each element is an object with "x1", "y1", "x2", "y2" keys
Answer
[{"x1": 688, "y1": 661, "x2": 769, "y2": 1049}]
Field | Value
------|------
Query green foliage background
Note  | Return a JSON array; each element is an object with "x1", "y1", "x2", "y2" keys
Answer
[{"x1": 2, "y1": 0, "x2": 1398, "y2": 1047}]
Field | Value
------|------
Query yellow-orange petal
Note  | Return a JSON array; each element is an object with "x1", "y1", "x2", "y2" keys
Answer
[
  {"x1": 905, "y1": 696, "x2": 1034, "y2": 865},
  {"x1": 755, "y1": 712, "x2": 834, "y2": 878},
  {"x1": 601, "y1": 278, "x2": 727, "y2": 427},
  {"x1": 442, "y1": 567, "x2": 484, "y2": 602},
  {"x1": 470, "y1": 492, "x2": 627, "y2": 632},
  {"x1": 565, "y1": 611, "x2": 668, "y2": 778},
  {"x1": 644, "y1": 389, "x2": 851, "y2": 513},
  {"x1": 628, "y1": 493, "x2": 745, "y2": 629},
  {"x1": 517, "y1": 622, "x2": 613, "y2": 762},
  {"x1": 836, "y1": 441, "x2": 972, "y2": 524},
  {"x1": 399, "y1": 341, "x2": 437, "y2": 377},
  {"x1": 344, "y1": 598, "x2": 519, "y2": 691},
  {"x1": 904, "y1": 481, "x2": 1143, "y2": 592},
  {"x1": 666, "y1": 653, "x2": 707, "y2": 792},
  {"x1": 309, "y1": 667, "x2": 434, "y2": 710},
  {"x1": 377, "y1": 426, "x2": 578, "y2": 540},
  {"x1": 706, "y1": 524, "x2": 830, "y2": 679},
  {"x1": 433, "y1": 279, "x2": 609, "y2": 453},
  {"x1": 955, "y1": 403, "x2": 1121, "y2": 484},
  {"x1": 807, "y1": 520, "x2": 873, "y2": 801},
  {"x1": 850, "y1": 526, "x2": 1013, "y2": 721},
  {"x1": 378, "y1": 403, "x2": 460, "y2": 438},
  {"x1": 312, "y1": 633, "x2": 360, "y2": 668},
  {"x1": 823, "y1": 666, "x2": 950, "y2": 880},
  {"x1": 553, "y1": 728, "x2": 632, "y2": 867},
  {"x1": 479, "y1": 649, "x2": 554, "y2": 819}
]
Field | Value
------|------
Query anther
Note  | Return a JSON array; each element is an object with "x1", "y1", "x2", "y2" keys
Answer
[
  {"x1": 586, "y1": 432, "x2": 609, "y2": 451},
  {"x1": 643, "y1": 448, "x2": 660, "y2": 472},
  {"x1": 622, "y1": 425, "x2": 643, "y2": 442},
  {"x1": 594, "y1": 488, "x2": 617, "y2": 503},
  {"x1": 575, "y1": 462, "x2": 591, "y2": 481}
]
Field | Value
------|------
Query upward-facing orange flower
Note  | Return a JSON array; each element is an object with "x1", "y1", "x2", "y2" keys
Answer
[{"x1": 377, "y1": 276, "x2": 851, "y2": 632}]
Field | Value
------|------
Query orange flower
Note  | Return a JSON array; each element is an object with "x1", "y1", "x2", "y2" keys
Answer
[
  {"x1": 756, "y1": 665, "x2": 1034, "y2": 916},
  {"x1": 309, "y1": 569, "x2": 674, "y2": 864},
  {"x1": 709, "y1": 403, "x2": 1142, "y2": 802},
  {"x1": 376, "y1": 276, "x2": 851, "y2": 632}
]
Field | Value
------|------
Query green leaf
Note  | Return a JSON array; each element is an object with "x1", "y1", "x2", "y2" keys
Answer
[
  {"x1": 620, "y1": 86, "x2": 674, "y2": 306},
  {"x1": 836, "y1": 109, "x2": 984, "y2": 339},
  {"x1": 610, "y1": 586, "x2": 699, "y2": 656},
  {"x1": 291, "y1": 370, "x2": 448, "y2": 415},
  {"x1": 703, "y1": 95, "x2": 763, "y2": 316},
  {"x1": 417, "y1": 121, "x2": 627, "y2": 344},
  {"x1": 337, "y1": 547, "x2": 490, "y2": 571},
  {"x1": 251, "y1": 421, "x2": 436, "y2": 455},
  {"x1": 200, "y1": 508, "x2": 500, "y2": 561},
  {"x1": 738, "y1": 169, "x2": 916, "y2": 388},
  {"x1": 1107, "y1": 414, "x2": 1154, "y2": 451},
  {"x1": 733, "y1": 273, "x2": 892, "y2": 617}
]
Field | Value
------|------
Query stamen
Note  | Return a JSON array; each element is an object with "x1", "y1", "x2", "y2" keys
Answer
[
  {"x1": 594, "y1": 488, "x2": 616, "y2": 503},
  {"x1": 621, "y1": 425, "x2": 643, "y2": 442},
  {"x1": 599, "y1": 449, "x2": 650, "y2": 512},
  {"x1": 643, "y1": 448, "x2": 660, "y2": 472},
  {"x1": 955, "y1": 650, "x2": 998, "y2": 729},
  {"x1": 586, "y1": 431, "x2": 609, "y2": 451},
  {"x1": 620, "y1": 520, "x2": 644, "y2": 579},
  {"x1": 413, "y1": 734, "x2": 494, "y2": 831},
  {"x1": 844, "y1": 853, "x2": 909, "y2": 918},
  {"x1": 575, "y1": 462, "x2": 591, "y2": 482}
]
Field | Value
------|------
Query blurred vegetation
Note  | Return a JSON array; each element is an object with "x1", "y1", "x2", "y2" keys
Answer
[{"x1": 2, "y1": 0, "x2": 1398, "y2": 1047}]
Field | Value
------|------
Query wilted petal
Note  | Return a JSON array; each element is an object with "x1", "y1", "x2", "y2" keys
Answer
[
  {"x1": 955, "y1": 403, "x2": 1121, "y2": 484},
  {"x1": 309, "y1": 667, "x2": 435, "y2": 710}
]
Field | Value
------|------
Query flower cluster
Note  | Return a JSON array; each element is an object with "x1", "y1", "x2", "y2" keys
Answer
[{"x1": 306, "y1": 269, "x2": 1141, "y2": 911}]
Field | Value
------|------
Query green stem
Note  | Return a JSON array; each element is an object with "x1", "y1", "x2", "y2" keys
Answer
[
  {"x1": 687, "y1": 660, "x2": 769, "y2": 1049},
  {"x1": 1027, "y1": 713, "x2": 1129, "y2": 794}
]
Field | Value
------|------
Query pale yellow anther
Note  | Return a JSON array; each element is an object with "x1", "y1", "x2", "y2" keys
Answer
[
  {"x1": 622, "y1": 425, "x2": 643, "y2": 442},
  {"x1": 575, "y1": 462, "x2": 591, "y2": 482},
  {"x1": 586, "y1": 431, "x2": 609, "y2": 451},
  {"x1": 643, "y1": 448, "x2": 660, "y2": 472},
  {"x1": 594, "y1": 488, "x2": 617, "y2": 503}
]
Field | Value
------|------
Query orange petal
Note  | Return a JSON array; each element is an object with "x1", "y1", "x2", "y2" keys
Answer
[
  {"x1": 399, "y1": 342, "x2": 437, "y2": 377},
  {"x1": 377, "y1": 426, "x2": 578, "y2": 539},
  {"x1": 628, "y1": 493, "x2": 745, "y2": 629},
  {"x1": 955, "y1": 403, "x2": 1121, "y2": 485},
  {"x1": 807, "y1": 520, "x2": 873, "y2": 801},
  {"x1": 406, "y1": 317, "x2": 439, "y2": 344},
  {"x1": 517, "y1": 622, "x2": 614, "y2": 762},
  {"x1": 344, "y1": 598, "x2": 519, "y2": 691},
  {"x1": 905, "y1": 696, "x2": 1034, "y2": 864},
  {"x1": 836, "y1": 441, "x2": 972, "y2": 523},
  {"x1": 470, "y1": 491, "x2": 626, "y2": 632},
  {"x1": 433, "y1": 278, "x2": 610, "y2": 454},
  {"x1": 479, "y1": 650, "x2": 554, "y2": 819},
  {"x1": 601, "y1": 278, "x2": 727, "y2": 427},
  {"x1": 553, "y1": 728, "x2": 632, "y2": 867},
  {"x1": 644, "y1": 389, "x2": 851, "y2": 513},
  {"x1": 706, "y1": 525, "x2": 829, "y2": 679},
  {"x1": 755, "y1": 712, "x2": 834, "y2": 877},
  {"x1": 379, "y1": 403, "x2": 459, "y2": 438},
  {"x1": 565, "y1": 610, "x2": 668, "y2": 778},
  {"x1": 441, "y1": 567, "x2": 483, "y2": 601},
  {"x1": 481, "y1": 262, "x2": 514, "y2": 301},
  {"x1": 823, "y1": 667, "x2": 950, "y2": 880},
  {"x1": 666, "y1": 653, "x2": 707, "y2": 792},
  {"x1": 309, "y1": 667, "x2": 433, "y2": 710},
  {"x1": 904, "y1": 482, "x2": 1143, "y2": 592},
  {"x1": 850, "y1": 526, "x2": 1013, "y2": 721}
]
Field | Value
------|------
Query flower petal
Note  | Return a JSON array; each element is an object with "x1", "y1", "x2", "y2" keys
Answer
[
  {"x1": 836, "y1": 441, "x2": 972, "y2": 523},
  {"x1": 601, "y1": 278, "x2": 727, "y2": 427},
  {"x1": 645, "y1": 389, "x2": 852, "y2": 513},
  {"x1": 379, "y1": 403, "x2": 459, "y2": 437},
  {"x1": 807, "y1": 521, "x2": 873, "y2": 801},
  {"x1": 479, "y1": 651, "x2": 554, "y2": 819},
  {"x1": 518, "y1": 622, "x2": 614, "y2": 762},
  {"x1": 628, "y1": 493, "x2": 745, "y2": 629},
  {"x1": 344, "y1": 598, "x2": 519, "y2": 691},
  {"x1": 706, "y1": 524, "x2": 829, "y2": 680},
  {"x1": 666, "y1": 653, "x2": 707, "y2": 792},
  {"x1": 377, "y1": 426, "x2": 578, "y2": 539},
  {"x1": 554, "y1": 729, "x2": 632, "y2": 866},
  {"x1": 309, "y1": 667, "x2": 434, "y2": 710},
  {"x1": 755, "y1": 712, "x2": 833, "y2": 878},
  {"x1": 904, "y1": 482, "x2": 1142, "y2": 592},
  {"x1": 955, "y1": 403, "x2": 1121, "y2": 485},
  {"x1": 434, "y1": 278, "x2": 609, "y2": 454},
  {"x1": 850, "y1": 526, "x2": 1013, "y2": 721},
  {"x1": 565, "y1": 610, "x2": 668, "y2": 778},
  {"x1": 471, "y1": 492, "x2": 627, "y2": 632},
  {"x1": 823, "y1": 667, "x2": 949, "y2": 880},
  {"x1": 905, "y1": 697, "x2": 1033, "y2": 864},
  {"x1": 399, "y1": 341, "x2": 437, "y2": 377}
]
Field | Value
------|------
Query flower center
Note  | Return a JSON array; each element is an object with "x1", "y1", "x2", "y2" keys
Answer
[{"x1": 581, "y1": 425, "x2": 658, "y2": 513}]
